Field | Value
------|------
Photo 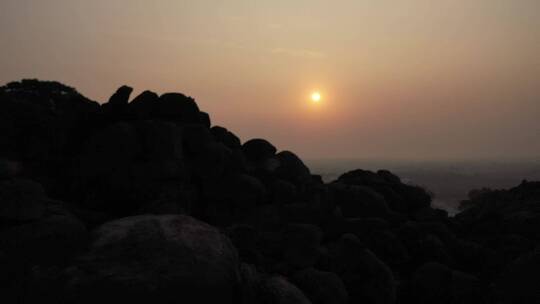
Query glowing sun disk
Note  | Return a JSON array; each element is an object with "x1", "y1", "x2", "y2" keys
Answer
[{"x1": 311, "y1": 92, "x2": 321, "y2": 102}]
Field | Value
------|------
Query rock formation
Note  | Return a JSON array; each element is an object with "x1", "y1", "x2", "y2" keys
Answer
[{"x1": 1, "y1": 79, "x2": 538, "y2": 303}]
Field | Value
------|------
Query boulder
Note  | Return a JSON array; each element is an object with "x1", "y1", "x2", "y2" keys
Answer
[
  {"x1": 329, "y1": 183, "x2": 390, "y2": 218},
  {"x1": 410, "y1": 262, "x2": 482, "y2": 304},
  {"x1": 337, "y1": 169, "x2": 431, "y2": 213},
  {"x1": 0, "y1": 80, "x2": 100, "y2": 162},
  {"x1": 192, "y1": 142, "x2": 231, "y2": 181},
  {"x1": 128, "y1": 90, "x2": 159, "y2": 120},
  {"x1": 272, "y1": 179, "x2": 298, "y2": 205},
  {"x1": 74, "y1": 122, "x2": 141, "y2": 178},
  {"x1": 136, "y1": 120, "x2": 183, "y2": 160},
  {"x1": 156, "y1": 92, "x2": 201, "y2": 124},
  {"x1": 282, "y1": 224, "x2": 322, "y2": 269},
  {"x1": 182, "y1": 123, "x2": 214, "y2": 155},
  {"x1": 329, "y1": 234, "x2": 396, "y2": 304},
  {"x1": 106, "y1": 85, "x2": 132, "y2": 105},
  {"x1": 495, "y1": 250, "x2": 540, "y2": 304},
  {"x1": 101, "y1": 85, "x2": 133, "y2": 120},
  {"x1": 0, "y1": 159, "x2": 20, "y2": 179},
  {"x1": 291, "y1": 268, "x2": 348, "y2": 304},
  {"x1": 275, "y1": 151, "x2": 312, "y2": 186},
  {"x1": 0, "y1": 178, "x2": 47, "y2": 222},
  {"x1": 199, "y1": 111, "x2": 211, "y2": 128},
  {"x1": 258, "y1": 276, "x2": 312, "y2": 304},
  {"x1": 242, "y1": 138, "x2": 277, "y2": 163},
  {"x1": 0, "y1": 208, "x2": 88, "y2": 264},
  {"x1": 211, "y1": 126, "x2": 242, "y2": 150},
  {"x1": 63, "y1": 215, "x2": 241, "y2": 304}
]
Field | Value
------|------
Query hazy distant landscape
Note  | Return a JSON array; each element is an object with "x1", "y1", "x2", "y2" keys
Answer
[{"x1": 308, "y1": 159, "x2": 540, "y2": 215}]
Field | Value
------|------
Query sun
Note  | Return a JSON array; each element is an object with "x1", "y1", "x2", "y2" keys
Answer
[{"x1": 311, "y1": 92, "x2": 322, "y2": 103}]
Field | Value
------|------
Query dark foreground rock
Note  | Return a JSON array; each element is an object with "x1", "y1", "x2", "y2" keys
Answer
[
  {"x1": 1, "y1": 79, "x2": 539, "y2": 303},
  {"x1": 62, "y1": 215, "x2": 240, "y2": 304}
]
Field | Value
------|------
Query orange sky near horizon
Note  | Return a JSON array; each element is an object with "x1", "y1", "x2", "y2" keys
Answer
[{"x1": 1, "y1": 0, "x2": 539, "y2": 160}]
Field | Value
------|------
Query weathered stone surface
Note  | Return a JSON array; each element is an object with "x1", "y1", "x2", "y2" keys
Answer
[{"x1": 64, "y1": 215, "x2": 241, "y2": 304}]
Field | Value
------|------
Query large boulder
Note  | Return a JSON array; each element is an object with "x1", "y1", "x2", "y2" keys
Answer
[
  {"x1": 0, "y1": 80, "x2": 100, "y2": 163},
  {"x1": 337, "y1": 169, "x2": 431, "y2": 213},
  {"x1": 0, "y1": 202, "x2": 88, "y2": 264},
  {"x1": 456, "y1": 181, "x2": 540, "y2": 241},
  {"x1": 239, "y1": 264, "x2": 312, "y2": 304},
  {"x1": 242, "y1": 139, "x2": 277, "y2": 163},
  {"x1": 258, "y1": 276, "x2": 312, "y2": 304},
  {"x1": 127, "y1": 90, "x2": 159, "y2": 120},
  {"x1": 106, "y1": 85, "x2": 132, "y2": 105},
  {"x1": 101, "y1": 85, "x2": 133, "y2": 121},
  {"x1": 291, "y1": 268, "x2": 348, "y2": 304},
  {"x1": 282, "y1": 224, "x2": 323, "y2": 269},
  {"x1": 199, "y1": 111, "x2": 211, "y2": 128},
  {"x1": 0, "y1": 178, "x2": 47, "y2": 222},
  {"x1": 136, "y1": 120, "x2": 183, "y2": 160},
  {"x1": 495, "y1": 250, "x2": 540, "y2": 304},
  {"x1": 275, "y1": 151, "x2": 312, "y2": 186},
  {"x1": 329, "y1": 183, "x2": 390, "y2": 218},
  {"x1": 211, "y1": 126, "x2": 242, "y2": 150},
  {"x1": 409, "y1": 262, "x2": 482, "y2": 304},
  {"x1": 73, "y1": 122, "x2": 141, "y2": 178},
  {"x1": 0, "y1": 159, "x2": 21, "y2": 180},
  {"x1": 192, "y1": 142, "x2": 231, "y2": 181},
  {"x1": 63, "y1": 215, "x2": 241, "y2": 304},
  {"x1": 328, "y1": 234, "x2": 396, "y2": 304},
  {"x1": 156, "y1": 92, "x2": 201, "y2": 124}
]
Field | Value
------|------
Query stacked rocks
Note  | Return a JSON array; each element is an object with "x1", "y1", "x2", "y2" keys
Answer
[{"x1": 0, "y1": 79, "x2": 538, "y2": 303}]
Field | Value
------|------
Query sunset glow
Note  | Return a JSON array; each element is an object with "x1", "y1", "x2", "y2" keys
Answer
[
  {"x1": 1, "y1": 1, "x2": 540, "y2": 160},
  {"x1": 311, "y1": 92, "x2": 321, "y2": 103}
]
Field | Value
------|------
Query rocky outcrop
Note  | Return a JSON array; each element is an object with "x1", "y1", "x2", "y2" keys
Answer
[{"x1": 1, "y1": 79, "x2": 538, "y2": 303}]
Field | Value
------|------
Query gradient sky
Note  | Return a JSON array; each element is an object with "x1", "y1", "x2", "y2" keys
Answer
[{"x1": 1, "y1": 0, "x2": 539, "y2": 160}]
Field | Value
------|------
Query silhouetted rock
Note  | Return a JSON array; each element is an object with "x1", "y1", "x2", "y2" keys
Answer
[
  {"x1": 192, "y1": 142, "x2": 231, "y2": 181},
  {"x1": 456, "y1": 180, "x2": 540, "y2": 241},
  {"x1": 0, "y1": 200, "x2": 87, "y2": 264},
  {"x1": 64, "y1": 215, "x2": 240, "y2": 304},
  {"x1": 156, "y1": 92, "x2": 201, "y2": 123},
  {"x1": 136, "y1": 120, "x2": 183, "y2": 160},
  {"x1": 199, "y1": 111, "x2": 211, "y2": 128},
  {"x1": 329, "y1": 183, "x2": 390, "y2": 218},
  {"x1": 329, "y1": 234, "x2": 396, "y2": 304},
  {"x1": 495, "y1": 249, "x2": 540, "y2": 304},
  {"x1": 275, "y1": 151, "x2": 312, "y2": 186},
  {"x1": 258, "y1": 276, "x2": 312, "y2": 304},
  {"x1": 1, "y1": 79, "x2": 537, "y2": 303},
  {"x1": 409, "y1": 262, "x2": 482, "y2": 304},
  {"x1": 0, "y1": 179, "x2": 47, "y2": 222},
  {"x1": 291, "y1": 268, "x2": 348, "y2": 304},
  {"x1": 337, "y1": 169, "x2": 431, "y2": 214},
  {"x1": 272, "y1": 179, "x2": 298, "y2": 205},
  {"x1": 242, "y1": 138, "x2": 277, "y2": 163},
  {"x1": 282, "y1": 224, "x2": 323, "y2": 269},
  {"x1": 101, "y1": 85, "x2": 133, "y2": 122},
  {"x1": 0, "y1": 159, "x2": 20, "y2": 179},
  {"x1": 211, "y1": 126, "x2": 242, "y2": 149},
  {"x1": 182, "y1": 123, "x2": 214, "y2": 155},
  {"x1": 128, "y1": 90, "x2": 159, "y2": 120}
]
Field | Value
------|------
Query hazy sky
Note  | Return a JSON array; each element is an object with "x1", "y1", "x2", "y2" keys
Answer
[{"x1": 1, "y1": 0, "x2": 539, "y2": 160}]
